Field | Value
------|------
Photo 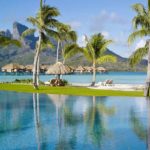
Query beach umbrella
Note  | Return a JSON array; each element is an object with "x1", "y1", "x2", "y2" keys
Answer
[{"x1": 46, "y1": 62, "x2": 71, "y2": 79}]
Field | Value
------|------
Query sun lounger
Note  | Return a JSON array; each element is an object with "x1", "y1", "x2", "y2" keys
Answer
[
  {"x1": 106, "y1": 80, "x2": 113, "y2": 86},
  {"x1": 98, "y1": 80, "x2": 113, "y2": 86}
]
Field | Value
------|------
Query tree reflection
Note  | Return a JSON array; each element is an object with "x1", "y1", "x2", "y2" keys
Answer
[
  {"x1": 84, "y1": 96, "x2": 115, "y2": 147},
  {"x1": 48, "y1": 94, "x2": 81, "y2": 150},
  {"x1": 130, "y1": 97, "x2": 150, "y2": 150},
  {"x1": 33, "y1": 93, "x2": 49, "y2": 150},
  {"x1": 0, "y1": 93, "x2": 31, "y2": 134},
  {"x1": 47, "y1": 95, "x2": 116, "y2": 149},
  {"x1": 130, "y1": 109, "x2": 146, "y2": 140}
]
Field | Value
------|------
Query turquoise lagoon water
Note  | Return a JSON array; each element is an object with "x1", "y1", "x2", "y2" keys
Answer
[
  {"x1": 0, "y1": 91, "x2": 149, "y2": 150},
  {"x1": 0, "y1": 72, "x2": 147, "y2": 84}
]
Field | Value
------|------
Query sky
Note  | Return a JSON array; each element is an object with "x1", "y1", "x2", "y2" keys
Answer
[{"x1": 0, "y1": 0, "x2": 147, "y2": 57}]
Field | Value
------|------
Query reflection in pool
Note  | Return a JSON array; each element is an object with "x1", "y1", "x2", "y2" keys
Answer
[{"x1": 0, "y1": 91, "x2": 149, "y2": 150}]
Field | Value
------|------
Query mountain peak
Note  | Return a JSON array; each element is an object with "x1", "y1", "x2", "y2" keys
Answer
[{"x1": 12, "y1": 22, "x2": 37, "y2": 49}]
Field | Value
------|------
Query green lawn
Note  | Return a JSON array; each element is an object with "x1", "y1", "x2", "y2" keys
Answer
[{"x1": 0, "y1": 83, "x2": 144, "y2": 97}]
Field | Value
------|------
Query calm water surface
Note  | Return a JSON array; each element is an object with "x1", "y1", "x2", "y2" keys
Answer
[
  {"x1": 0, "y1": 91, "x2": 149, "y2": 150},
  {"x1": 0, "y1": 72, "x2": 146, "y2": 84}
]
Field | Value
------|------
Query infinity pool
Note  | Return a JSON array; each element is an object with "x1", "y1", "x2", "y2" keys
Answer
[{"x1": 0, "y1": 91, "x2": 149, "y2": 150}]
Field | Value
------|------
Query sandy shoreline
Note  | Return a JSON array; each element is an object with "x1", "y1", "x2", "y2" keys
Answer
[{"x1": 71, "y1": 83, "x2": 144, "y2": 91}]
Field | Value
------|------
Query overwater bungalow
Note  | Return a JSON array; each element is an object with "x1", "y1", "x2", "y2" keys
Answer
[
  {"x1": 68, "y1": 66, "x2": 75, "y2": 73},
  {"x1": 75, "y1": 66, "x2": 86, "y2": 73},
  {"x1": 1, "y1": 63, "x2": 25, "y2": 73},
  {"x1": 96, "y1": 67, "x2": 107, "y2": 73},
  {"x1": 84, "y1": 66, "x2": 93, "y2": 73},
  {"x1": 40, "y1": 64, "x2": 49, "y2": 73},
  {"x1": 25, "y1": 65, "x2": 33, "y2": 73}
]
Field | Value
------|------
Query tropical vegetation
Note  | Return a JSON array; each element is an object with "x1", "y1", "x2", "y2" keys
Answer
[
  {"x1": 64, "y1": 33, "x2": 117, "y2": 86},
  {"x1": 22, "y1": 0, "x2": 61, "y2": 89},
  {"x1": 0, "y1": 31, "x2": 21, "y2": 47},
  {"x1": 128, "y1": 0, "x2": 150, "y2": 96},
  {"x1": 56, "y1": 24, "x2": 77, "y2": 64}
]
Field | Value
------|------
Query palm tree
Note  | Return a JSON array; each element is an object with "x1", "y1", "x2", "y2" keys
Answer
[
  {"x1": 56, "y1": 24, "x2": 77, "y2": 64},
  {"x1": 64, "y1": 33, "x2": 117, "y2": 86},
  {"x1": 128, "y1": 0, "x2": 150, "y2": 96},
  {"x1": 22, "y1": 0, "x2": 60, "y2": 89}
]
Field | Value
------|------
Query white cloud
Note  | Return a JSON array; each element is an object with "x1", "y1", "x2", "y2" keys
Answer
[
  {"x1": 90, "y1": 10, "x2": 127, "y2": 32},
  {"x1": 78, "y1": 35, "x2": 86, "y2": 47},
  {"x1": 135, "y1": 39, "x2": 146, "y2": 50},
  {"x1": 68, "y1": 21, "x2": 81, "y2": 30},
  {"x1": 101, "y1": 31, "x2": 110, "y2": 38}
]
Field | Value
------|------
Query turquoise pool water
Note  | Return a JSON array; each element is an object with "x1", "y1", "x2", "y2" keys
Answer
[
  {"x1": 0, "y1": 72, "x2": 146, "y2": 84},
  {"x1": 0, "y1": 91, "x2": 149, "y2": 150}
]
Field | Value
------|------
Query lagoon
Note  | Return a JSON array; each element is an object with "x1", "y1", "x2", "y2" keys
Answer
[
  {"x1": 0, "y1": 91, "x2": 149, "y2": 150},
  {"x1": 0, "y1": 72, "x2": 146, "y2": 84}
]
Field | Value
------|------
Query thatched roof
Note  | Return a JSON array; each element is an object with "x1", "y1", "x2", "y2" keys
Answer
[
  {"x1": 2, "y1": 63, "x2": 25, "y2": 70},
  {"x1": 84, "y1": 66, "x2": 93, "y2": 72},
  {"x1": 25, "y1": 65, "x2": 33, "y2": 70},
  {"x1": 46, "y1": 62, "x2": 71, "y2": 75},
  {"x1": 75, "y1": 66, "x2": 85, "y2": 72},
  {"x1": 69, "y1": 66, "x2": 75, "y2": 71}
]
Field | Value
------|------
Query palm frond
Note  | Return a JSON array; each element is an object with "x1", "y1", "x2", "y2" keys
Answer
[
  {"x1": 45, "y1": 18, "x2": 61, "y2": 28},
  {"x1": 41, "y1": 41, "x2": 53, "y2": 50},
  {"x1": 27, "y1": 17, "x2": 41, "y2": 29},
  {"x1": 100, "y1": 40, "x2": 113, "y2": 55},
  {"x1": 132, "y1": 3, "x2": 147, "y2": 15},
  {"x1": 41, "y1": 32, "x2": 54, "y2": 49},
  {"x1": 67, "y1": 30, "x2": 77, "y2": 42},
  {"x1": 82, "y1": 47, "x2": 93, "y2": 62},
  {"x1": 42, "y1": 5, "x2": 60, "y2": 19},
  {"x1": 128, "y1": 29, "x2": 150, "y2": 45},
  {"x1": 64, "y1": 43, "x2": 83, "y2": 59},
  {"x1": 21, "y1": 29, "x2": 36, "y2": 38},
  {"x1": 132, "y1": 15, "x2": 150, "y2": 29},
  {"x1": 85, "y1": 35, "x2": 95, "y2": 60},
  {"x1": 43, "y1": 27, "x2": 59, "y2": 39},
  {"x1": 96, "y1": 55, "x2": 117, "y2": 64},
  {"x1": 0, "y1": 36, "x2": 21, "y2": 47},
  {"x1": 129, "y1": 46, "x2": 148, "y2": 67}
]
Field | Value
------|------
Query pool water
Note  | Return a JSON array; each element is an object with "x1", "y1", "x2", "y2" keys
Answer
[
  {"x1": 0, "y1": 91, "x2": 149, "y2": 150},
  {"x1": 0, "y1": 72, "x2": 146, "y2": 84}
]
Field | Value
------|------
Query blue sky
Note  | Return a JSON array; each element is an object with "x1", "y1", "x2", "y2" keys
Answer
[{"x1": 0, "y1": 0, "x2": 146, "y2": 57}]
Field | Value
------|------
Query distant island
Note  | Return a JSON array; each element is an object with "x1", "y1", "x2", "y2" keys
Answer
[{"x1": 0, "y1": 22, "x2": 147, "y2": 72}]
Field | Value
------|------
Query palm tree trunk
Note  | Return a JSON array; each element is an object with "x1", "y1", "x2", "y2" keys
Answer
[
  {"x1": 56, "y1": 40, "x2": 60, "y2": 63},
  {"x1": 33, "y1": 32, "x2": 42, "y2": 89},
  {"x1": 60, "y1": 42, "x2": 65, "y2": 64},
  {"x1": 144, "y1": 40, "x2": 150, "y2": 96},
  {"x1": 36, "y1": 55, "x2": 40, "y2": 87},
  {"x1": 91, "y1": 61, "x2": 96, "y2": 86}
]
